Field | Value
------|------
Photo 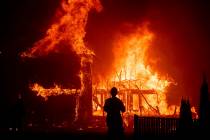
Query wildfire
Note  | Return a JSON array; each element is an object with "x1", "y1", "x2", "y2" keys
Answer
[
  {"x1": 21, "y1": 0, "x2": 102, "y2": 98},
  {"x1": 93, "y1": 24, "x2": 198, "y2": 117},
  {"x1": 19, "y1": 0, "x2": 197, "y2": 118},
  {"x1": 21, "y1": 0, "x2": 102, "y2": 58},
  {"x1": 94, "y1": 25, "x2": 178, "y2": 116}
]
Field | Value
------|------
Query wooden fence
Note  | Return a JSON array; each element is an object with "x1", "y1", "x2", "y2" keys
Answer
[
  {"x1": 134, "y1": 115, "x2": 184, "y2": 136},
  {"x1": 134, "y1": 115, "x2": 200, "y2": 137}
]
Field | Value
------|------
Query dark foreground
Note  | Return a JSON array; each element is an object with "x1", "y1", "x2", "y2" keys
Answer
[
  {"x1": 0, "y1": 133, "x2": 178, "y2": 140},
  {"x1": 0, "y1": 128, "x2": 205, "y2": 140}
]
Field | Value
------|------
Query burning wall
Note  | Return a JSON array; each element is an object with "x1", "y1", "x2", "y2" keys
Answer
[{"x1": 21, "y1": 0, "x2": 102, "y2": 122}]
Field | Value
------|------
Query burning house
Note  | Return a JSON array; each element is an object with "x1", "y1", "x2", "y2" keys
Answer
[
  {"x1": 20, "y1": 0, "x2": 102, "y2": 123},
  {"x1": 19, "y1": 0, "x2": 198, "y2": 128},
  {"x1": 92, "y1": 25, "x2": 178, "y2": 117}
]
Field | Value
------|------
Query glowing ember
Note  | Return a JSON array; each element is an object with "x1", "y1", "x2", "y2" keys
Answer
[
  {"x1": 191, "y1": 106, "x2": 198, "y2": 119},
  {"x1": 31, "y1": 83, "x2": 80, "y2": 100}
]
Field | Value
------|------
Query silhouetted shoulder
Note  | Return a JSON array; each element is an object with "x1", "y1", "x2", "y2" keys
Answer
[
  {"x1": 104, "y1": 98, "x2": 112, "y2": 112},
  {"x1": 105, "y1": 98, "x2": 112, "y2": 102},
  {"x1": 117, "y1": 98, "x2": 125, "y2": 112}
]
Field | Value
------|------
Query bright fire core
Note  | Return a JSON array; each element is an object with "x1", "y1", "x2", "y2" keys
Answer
[{"x1": 92, "y1": 25, "x2": 178, "y2": 116}]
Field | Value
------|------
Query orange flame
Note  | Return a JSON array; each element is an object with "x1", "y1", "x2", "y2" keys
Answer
[
  {"x1": 93, "y1": 25, "x2": 179, "y2": 116},
  {"x1": 21, "y1": 0, "x2": 102, "y2": 58},
  {"x1": 191, "y1": 106, "x2": 198, "y2": 119},
  {"x1": 20, "y1": 0, "x2": 197, "y2": 119},
  {"x1": 21, "y1": 0, "x2": 102, "y2": 98},
  {"x1": 93, "y1": 25, "x2": 198, "y2": 117},
  {"x1": 31, "y1": 83, "x2": 80, "y2": 100}
]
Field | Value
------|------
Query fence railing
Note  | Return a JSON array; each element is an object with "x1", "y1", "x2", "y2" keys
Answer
[{"x1": 134, "y1": 115, "x2": 199, "y2": 136}]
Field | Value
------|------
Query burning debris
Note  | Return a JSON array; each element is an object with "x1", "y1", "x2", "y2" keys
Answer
[
  {"x1": 31, "y1": 83, "x2": 80, "y2": 100},
  {"x1": 20, "y1": 0, "x2": 102, "y2": 122}
]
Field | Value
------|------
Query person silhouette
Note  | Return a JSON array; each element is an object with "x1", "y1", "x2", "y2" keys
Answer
[{"x1": 104, "y1": 87, "x2": 125, "y2": 139}]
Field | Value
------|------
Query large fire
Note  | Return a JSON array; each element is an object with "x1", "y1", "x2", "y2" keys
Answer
[
  {"x1": 21, "y1": 0, "x2": 102, "y2": 58},
  {"x1": 21, "y1": 0, "x2": 102, "y2": 95},
  {"x1": 21, "y1": 0, "x2": 102, "y2": 120},
  {"x1": 20, "y1": 0, "x2": 197, "y2": 119},
  {"x1": 92, "y1": 25, "x2": 178, "y2": 116}
]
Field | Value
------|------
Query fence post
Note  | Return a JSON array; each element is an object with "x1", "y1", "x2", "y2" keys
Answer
[{"x1": 134, "y1": 114, "x2": 139, "y2": 138}]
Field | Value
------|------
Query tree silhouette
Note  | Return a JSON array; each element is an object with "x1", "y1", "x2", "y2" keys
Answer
[
  {"x1": 178, "y1": 97, "x2": 193, "y2": 135},
  {"x1": 199, "y1": 74, "x2": 210, "y2": 129}
]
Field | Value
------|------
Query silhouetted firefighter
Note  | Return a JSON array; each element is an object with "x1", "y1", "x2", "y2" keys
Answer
[
  {"x1": 104, "y1": 87, "x2": 125, "y2": 139},
  {"x1": 199, "y1": 74, "x2": 210, "y2": 130},
  {"x1": 178, "y1": 97, "x2": 193, "y2": 135}
]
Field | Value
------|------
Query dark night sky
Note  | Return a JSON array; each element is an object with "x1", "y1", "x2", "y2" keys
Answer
[{"x1": 1, "y1": 0, "x2": 210, "y2": 108}]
